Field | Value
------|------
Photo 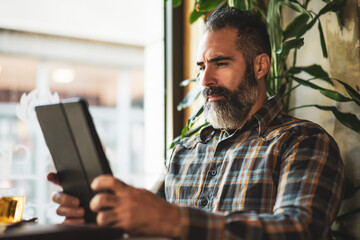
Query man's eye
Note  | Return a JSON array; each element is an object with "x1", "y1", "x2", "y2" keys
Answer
[
  {"x1": 199, "y1": 66, "x2": 205, "y2": 71},
  {"x1": 217, "y1": 62, "x2": 228, "y2": 67}
]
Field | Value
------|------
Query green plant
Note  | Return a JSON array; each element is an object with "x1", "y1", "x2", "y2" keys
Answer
[
  {"x1": 174, "y1": 0, "x2": 360, "y2": 143},
  {"x1": 166, "y1": 0, "x2": 360, "y2": 238}
]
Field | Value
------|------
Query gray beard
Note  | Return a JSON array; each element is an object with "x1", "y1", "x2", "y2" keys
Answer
[{"x1": 203, "y1": 67, "x2": 259, "y2": 129}]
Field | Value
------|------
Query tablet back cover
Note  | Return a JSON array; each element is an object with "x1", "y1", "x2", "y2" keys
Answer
[{"x1": 35, "y1": 99, "x2": 112, "y2": 223}]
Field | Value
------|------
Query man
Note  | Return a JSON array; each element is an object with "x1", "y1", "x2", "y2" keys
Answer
[{"x1": 48, "y1": 8, "x2": 344, "y2": 239}]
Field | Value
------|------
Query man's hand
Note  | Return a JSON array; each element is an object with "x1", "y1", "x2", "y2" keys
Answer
[
  {"x1": 90, "y1": 175, "x2": 181, "y2": 237},
  {"x1": 47, "y1": 172, "x2": 85, "y2": 225}
]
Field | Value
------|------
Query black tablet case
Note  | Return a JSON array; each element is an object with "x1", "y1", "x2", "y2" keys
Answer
[{"x1": 35, "y1": 98, "x2": 112, "y2": 223}]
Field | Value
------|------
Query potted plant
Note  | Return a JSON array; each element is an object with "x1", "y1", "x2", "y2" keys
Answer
[{"x1": 167, "y1": 0, "x2": 360, "y2": 239}]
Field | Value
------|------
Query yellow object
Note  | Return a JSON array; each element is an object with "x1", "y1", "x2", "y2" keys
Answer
[{"x1": 0, "y1": 196, "x2": 25, "y2": 225}]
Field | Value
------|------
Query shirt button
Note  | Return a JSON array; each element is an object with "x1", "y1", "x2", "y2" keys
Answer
[
  {"x1": 200, "y1": 198, "x2": 208, "y2": 206},
  {"x1": 210, "y1": 169, "x2": 217, "y2": 176}
]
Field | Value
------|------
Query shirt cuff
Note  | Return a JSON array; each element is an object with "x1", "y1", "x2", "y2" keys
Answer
[{"x1": 179, "y1": 207, "x2": 226, "y2": 240}]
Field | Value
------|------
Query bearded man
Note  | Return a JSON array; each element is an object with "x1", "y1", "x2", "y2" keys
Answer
[{"x1": 48, "y1": 8, "x2": 344, "y2": 240}]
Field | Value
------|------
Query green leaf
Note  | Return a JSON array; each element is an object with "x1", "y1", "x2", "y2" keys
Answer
[
  {"x1": 303, "y1": 65, "x2": 330, "y2": 80},
  {"x1": 169, "y1": 135, "x2": 181, "y2": 149},
  {"x1": 173, "y1": 0, "x2": 182, "y2": 7},
  {"x1": 343, "y1": 176, "x2": 357, "y2": 200},
  {"x1": 229, "y1": 0, "x2": 253, "y2": 10},
  {"x1": 292, "y1": 76, "x2": 323, "y2": 89},
  {"x1": 292, "y1": 77, "x2": 351, "y2": 102},
  {"x1": 295, "y1": 0, "x2": 346, "y2": 38},
  {"x1": 189, "y1": 9, "x2": 203, "y2": 24},
  {"x1": 187, "y1": 105, "x2": 204, "y2": 125},
  {"x1": 319, "y1": 89, "x2": 352, "y2": 102},
  {"x1": 304, "y1": 0, "x2": 311, "y2": 8},
  {"x1": 288, "y1": 64, "x2": 331, "y2": 84},
  {"x1": 180, "y1": 77, "x2": 198, "y2": 87},
  {"x1": 286, "y1": 66, "x2": 301, "y2": 75},
  {"x1": 318, "y1": 0, "x2": 347, "y2": 16},
  {"x1": 281, "y1": 0, "x2": 307, "y2": 13},
  {"x1": 331, "y1": 229, "x2": 358, "y2": 240},
  {"x1": 196, "y1": 0, "x2": 224, "y2": 12},
  {"x1": 267, "y1": 1, "x2": 283, "y2": 51},
  {"x1": 276, "y1": 38, "x2": 304, "y2": 57},
  {"x1": 228, "y1": 0, "x2": 240, "y2": 8},
  {"x1": 335, "y1": 11, "x2": 344, "y2": 31},
  {"x1": 255, "y1": 0, "x2": 267, "y2": 19},
  {"x1": 248, "y1": 0, "x2": 254, "y2": 10},
  {"x1": 313, "y1": 105, "x2": 360, "y2": 133},
  {"x1": 266, "y1": 76, "x2": 276, "y2": 97},
  {"x1": 318, "y1": 21, "x2": 328, "y2": 58},
  {"x1": 181, "y1": 124, "x2": 187, "y2": 138},
  {"x1": 165, "y1": 0, "x2": 182, "y2": 7},
  {"x1": 283, "y1": 13, "x2": 310, "y2": 40},
  {"x1": 278, "y1": 82, "x2": 287, "y2": 98},
  {"x1": 334, "y1": 79, "x2": 360, "y2": 107},
  {"x1": 177, "y1": 86, "x2": 202, "y2": 111},
  {"x1": 334, "y1": 207, "x2": 360, "y2": 225},
  {"x1": 170, "y1": 122, "x2": 208, "y2": 149},
  {"x1": 296, "y1": 17, "x2": 318, "y2": 38},
  {"x1": 186, "y1": 122, "x2": 208, "y2": 137},
  {"x1": 256, "y1": 0, "x2": 267, "y2": 11}
]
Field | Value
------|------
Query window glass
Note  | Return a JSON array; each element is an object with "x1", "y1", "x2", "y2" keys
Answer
[{"x1": 0, "y1": 54, "x2": 146, "y2": 223}]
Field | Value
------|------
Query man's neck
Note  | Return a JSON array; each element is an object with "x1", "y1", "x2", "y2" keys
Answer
[{"x1": 235, "y1": 93, "x2": 268, "y2": 129}]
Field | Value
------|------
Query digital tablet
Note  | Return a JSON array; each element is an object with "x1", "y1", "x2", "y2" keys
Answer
[{"x1": 35, "y1": 98, "x2": 112, "y2": 223}]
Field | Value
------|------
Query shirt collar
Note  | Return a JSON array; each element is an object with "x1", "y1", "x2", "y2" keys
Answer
[
  {"x1": 199, "y1": 125, "x2": 216, "y2": 143},
  {"x1": 253, "y1": 96, "x2": 283, "y2": 135},
  {"x1": 198, "y1": 96, "x2": 283, "y2": 141}
]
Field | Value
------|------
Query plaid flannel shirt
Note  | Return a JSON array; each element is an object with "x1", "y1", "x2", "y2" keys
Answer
[{"x1": 154, "y1": 96, "x2": 344, "y2": 240}]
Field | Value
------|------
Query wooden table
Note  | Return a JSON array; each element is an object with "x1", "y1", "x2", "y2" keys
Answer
[{"x1": 0, "y1": 223, "x2": 171, "y2": 240}]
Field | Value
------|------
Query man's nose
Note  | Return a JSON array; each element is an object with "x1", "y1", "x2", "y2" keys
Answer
[{"x1": 200, "y1": 66, "x2": 216, "y2": 87}]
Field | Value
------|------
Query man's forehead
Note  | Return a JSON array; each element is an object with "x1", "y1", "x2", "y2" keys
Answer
[{"x1": 196, "y1": 29, "x2": 240, "y2": 61}]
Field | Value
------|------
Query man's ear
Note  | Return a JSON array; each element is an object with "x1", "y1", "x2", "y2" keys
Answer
[{"x1": 253, "y1": 53, "x2": 270, "y2": 81}]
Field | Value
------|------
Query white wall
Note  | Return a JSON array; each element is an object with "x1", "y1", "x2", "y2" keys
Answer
[
  {"x1": 0, "y1": 0, "x2": 146, "y2": 46},
  {"x1": 284, "y1": 0, "x2": 360, "y2": 238}
]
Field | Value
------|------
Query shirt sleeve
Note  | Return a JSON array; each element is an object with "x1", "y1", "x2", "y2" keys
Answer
[
  {"x1": 178, "y1": 133, "x2": 345, "y2": 240},
  {"x1": 151, "y1": 172, "x2": 166, "y2": 199}
]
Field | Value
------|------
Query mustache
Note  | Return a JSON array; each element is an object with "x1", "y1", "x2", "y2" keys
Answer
[{"x1": 202, "y1": 86, "x2": 231, "y2": 100}]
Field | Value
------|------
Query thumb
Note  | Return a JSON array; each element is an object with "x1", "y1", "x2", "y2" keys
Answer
[{"x1": 91, "y1": 175, "x2": 127, "y2": 192}]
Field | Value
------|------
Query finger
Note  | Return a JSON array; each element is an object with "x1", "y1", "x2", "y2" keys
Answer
[
  {"x1": 47, "y1": 172, "x2": 60, "y2": 186},
  {"x1": 56, "y1": 206, "x2": 85, "y2": 217},
  {"x1": 52, "y1": 192, "x2": 80, "y2": 207},
  {"x1": 63, "y1": 217, "x2": 85, "y2": 225},
  {"x1": 91, "y1": 175, "x2": 127, "y2": 192},
  {"x1": 90, "y1": 193, "x2": 119, "y2": 212},
  {"x1": 96, "y1": 209, "x2": 120, "y2": 227}
]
